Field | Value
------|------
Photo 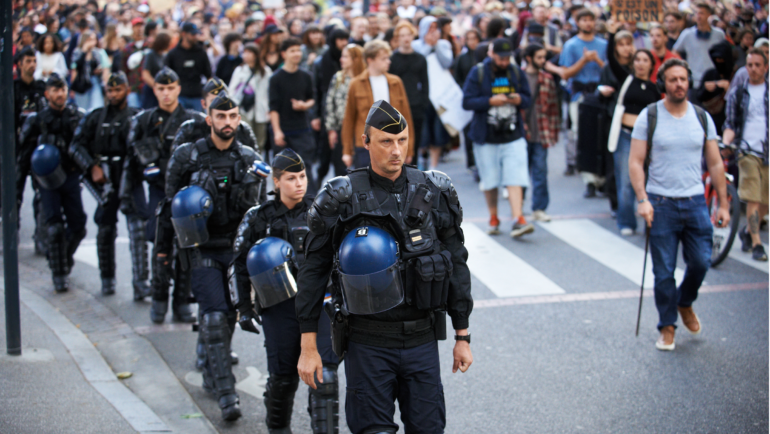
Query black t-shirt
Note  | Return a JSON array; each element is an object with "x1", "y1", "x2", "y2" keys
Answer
[
  {"x1": 485, "y1": 68, "x2": 522, "y2": 144},
  {"x1": 622, "y1": 77, "x2": 661, "y2": 116},
  {"x1": 268, "y1": 68, "x2": 314, "y2": 133},
  {"x1": 13, "y1": 77, "x2": 46, "y2": 134},
  {"x1": 389, "y1": 51, "x2": 430, "y2": 116},
  {"x1": 164, "y1": 44, "x2": 212, "y2": 98},
  {"x1": 142, "y1": 50, "x2": 165, "y2": 81}
]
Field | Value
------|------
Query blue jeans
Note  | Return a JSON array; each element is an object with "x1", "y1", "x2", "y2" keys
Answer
[
  {"x1": 614, "y1": 130, "x2": 637, "y2": 231},
  {"x1": 649, "y1": 193, "x2": 712, "y2": 330},
  {"x1": 178, "y1": 96, "x2": 202, "y2": 112},
  {"x1": 527, "y1": 141, "x2": 549, "y2": 212}
]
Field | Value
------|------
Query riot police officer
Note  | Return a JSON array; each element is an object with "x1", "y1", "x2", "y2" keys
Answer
[
  {"x1": 16, "y1": 73, "x2": 86, "y2": 292},
  {"x1": 296, "y1": 101, "x2": 474, "y2": 434},
  {"x1": 121, "y1": 67, "x2": 199, "y2": 323},
  {"x1": 69, "y1": 72, "x2": 149, "y2": 297},
  {"x1": 232, "y1": 149, "x2": 339, "y2": 434},
  {"x1": 14, "y1": 46, "x2": 48, "y2": 255},
  {"x1": 167, "y1": 77, "x2": 262, "y2": 371},
  {"x1": 165, "y1": 94, "x2": 263, "y2": 421}
]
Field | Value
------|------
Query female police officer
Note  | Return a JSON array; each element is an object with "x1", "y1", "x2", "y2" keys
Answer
[{"x1": 231, "y1": 148, "x2": 339, "y2": 434}]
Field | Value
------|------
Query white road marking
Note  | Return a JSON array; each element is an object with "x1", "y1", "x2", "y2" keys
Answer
[
  {"x1": 537, "y1": 219, "x2": 686, "y2": 288},
  {"x1": 463, "y1": 223, "x2": 565, "y2": 297},
  {"x1": 185, "y1": 366, "x2": 266, "y2": 399}
]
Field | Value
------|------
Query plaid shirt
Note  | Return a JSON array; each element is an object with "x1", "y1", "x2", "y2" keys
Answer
[
  {"x1": 724, "y1": 79, "x2": 768, "y2": 164},
  {"x1": 524, "y1": 70, "x2": 560, "y2": 147}
]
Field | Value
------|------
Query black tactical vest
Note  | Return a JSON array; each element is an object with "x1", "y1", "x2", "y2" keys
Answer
[{"x1": 94, "y1": 106, "x2": 134, "y2": 156}]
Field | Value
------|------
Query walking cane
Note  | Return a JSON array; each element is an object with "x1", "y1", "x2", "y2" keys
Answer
[{"x1": 635, "y1": 227, "x2": 650, "y2": 337}]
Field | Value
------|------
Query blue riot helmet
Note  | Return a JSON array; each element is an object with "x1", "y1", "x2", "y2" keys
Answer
[
  {"x1": 31, "y1": 144, "x2": 66, "y2": 190},
  {"x1": 247, "y1": 237, "x2": 297, "y2": 308},
  {"x1": 171, "y1": 185, "x2": 213, "y2": 248},
  {"x1": 337, "y1": 226, "x2": 404, "y2": 315}
]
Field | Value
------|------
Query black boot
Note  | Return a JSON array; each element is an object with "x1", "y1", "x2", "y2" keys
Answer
[
  {"x1": 150, "y1": 249, "x2": 171, "y2": 323},
  {"x1": 172, "y1": 261, "x2": 196, "y2": 323},
  {"x1": 264, "y1": 375, "x2": 299, "y2": 432},
  {"x1": 307, "y1": 364, "x2": 339, "y2": 434},
  {"x1": 47, "y1": 223, "x2": 69, "y2": 293},
  {"x1": 65, "y1": 229, "x2": 87, "y2": 274},
  {"x1": 201, "y1": 312, "x2": 242, "y2": 421},
  {"x1": 226, "y1": 311, "x2": 239, "y2": 365},
  {"x1": 583, "y1": 183, "x2": 596, "y2": 198},
  {"x1": 97, "y1": 226, "x2": 117, "y2": 295},
  {"x1": 127, "y1": 217, "x2": 152, "y2": 300},
  {"x1": 150, "y1": 299, "x2": 168, "y2": 323}
]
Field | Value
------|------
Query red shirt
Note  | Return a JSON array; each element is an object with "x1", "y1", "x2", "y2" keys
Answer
[{"x1": 651, "y1": 49, "x2": 681, "y2": 83}]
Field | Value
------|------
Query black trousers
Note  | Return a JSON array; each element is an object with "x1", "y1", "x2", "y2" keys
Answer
[
  {"x1": 39, "y1": 172, "x2": 87, "y2": 235},
  {"x1": 190, "y1": 249, "x2": 233, "y2": 315},
  {"x1": 316, "y1": 127, "x2": 347, "y2": 182},
  {"x1": 261, "y1": 297, "x2": 338, "y2": 377},
  {"x1": 344, "y1": 340, "x2": 445, "y2": 434}
]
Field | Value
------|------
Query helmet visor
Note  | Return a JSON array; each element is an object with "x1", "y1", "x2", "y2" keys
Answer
[
  {"x1": 339, "y1": 264, "x2": 404, "y2": 315},
  {"x1": 250, "y1": 262, "x2": 298, "y2": 308},
  {"x1": 171, "y1": 215, "x2": 210, "y2": 248}
]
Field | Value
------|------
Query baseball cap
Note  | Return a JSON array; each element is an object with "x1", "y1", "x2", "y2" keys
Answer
[
  {"x1": 263, "y1": 24, "x2": 283, "y2": 35},
  {"x1": 492, "y1": 38, "x2": 514, "y2": 57},
  {"x1": 131, "y1": 17, "x2": 145, "y2": 26},
  {"x1": 181, "y1": 21, "x2": 201, "y2": 35},
  {"x1": 528, "y1": 22, "x2": 545, "y2": 35}
]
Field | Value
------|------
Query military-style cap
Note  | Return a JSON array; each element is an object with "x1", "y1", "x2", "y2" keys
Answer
[
  {"x1": 154, "y1": 67, "x2": 179, "y2": 85},
  {"x1": 365, "y1": 100, "x2": 407, "y2": 135},
  {"x1": 203, "y1": 77, "x2": 228, "y2": 96},
  {"x1": 271, "y1": 148, "x2": 305, "y2": 173},
  {"x1": 46, "y1": 73, "x2": 67, "y2": 88},
  {"x1": 106, "y1": 71, "x2": 128, "y2": 87},
  {"x1": 208, "y1": 94, "x2": 238, "y2": 112}
]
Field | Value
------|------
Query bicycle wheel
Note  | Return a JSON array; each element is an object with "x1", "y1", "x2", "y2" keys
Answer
[{"x1": 710, "y1": 183, "x2": 741, "y2": 267}]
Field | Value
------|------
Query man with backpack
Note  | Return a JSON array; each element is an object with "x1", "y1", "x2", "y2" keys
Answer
[
  {"x1": 463, "y1": 38, "x2": 534, "y2": 238},
  {"x1": 628, "y1": 59, "x2": 730, "y2": 352}
]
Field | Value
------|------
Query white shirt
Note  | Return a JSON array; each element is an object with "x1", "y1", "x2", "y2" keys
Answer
[
  {"x1": 34, "y1": 52, "x2": 68, "y2": 81},
  {"x1": 742, "y1": 83, "x2": 767, "y2": 155},
  {"x1": 369, "y1": 74, "x2": 390, "y2": 104}
]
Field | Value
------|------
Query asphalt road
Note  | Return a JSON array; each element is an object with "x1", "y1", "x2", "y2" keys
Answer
[{"x1": 10, "y1": 138, "x2": 769, "y2": 434}]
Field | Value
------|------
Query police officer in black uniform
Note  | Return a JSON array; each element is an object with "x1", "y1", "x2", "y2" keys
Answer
[
  {"x1": 121, "y1": 67, "x2": 199, "y2": 323},
  {"x1": 69, "y1": 72, "x2": 149, "y2": 297},
  {"x1": 296, "y1": 101, "x2": 474, "y2": 434},
  {"x1": 232, "y1": 149, "x2": 339, "y2": 434},
  {"x1": 17, "y1": 73, "x2": 86, "y2": 292},
  {"x1": 168, "y1": 77, "x2": 262, "y2": 371},
  {"x1": 165, "y1": 94, "x2": 263, "y2": 422},
  {"x1": 14, "y1": 46, "x2": 48, "y2": 255}
]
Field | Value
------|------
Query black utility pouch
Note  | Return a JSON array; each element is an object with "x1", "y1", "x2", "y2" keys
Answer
[
  {"x1": 135, "y1": 137, "x2": 160, "y2": 166},
  {"x1": 411, "y1": 255, "x2": 436, "y2": 310},
  {"x1": 404, "y1": 184, "x2": 433, "y2": 227},
  {"x1": 433, "y1": 310, "x2": 447, "y2": 341}
]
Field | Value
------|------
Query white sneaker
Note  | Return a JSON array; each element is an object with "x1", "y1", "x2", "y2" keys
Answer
[
  {"x1": 532, "y1": 210, "x2": 551, "y2": 222},
  {"x1": 620, "y1": 228, "x2": 634, "y2": 236}
]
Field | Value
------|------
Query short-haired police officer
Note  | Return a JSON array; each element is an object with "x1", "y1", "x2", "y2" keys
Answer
[{"x1": 296, "y1": 100, "x2": 474, "y2": 434}]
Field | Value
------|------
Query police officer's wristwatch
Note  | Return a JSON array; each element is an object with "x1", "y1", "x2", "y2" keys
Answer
[{"x1": 454, "y1": 334, "x2": 471, "y2": 344}]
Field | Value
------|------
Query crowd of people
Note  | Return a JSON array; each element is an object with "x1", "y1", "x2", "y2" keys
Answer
[{"x1": 9, "y1": 0, "x2": 769, "y2": 431}]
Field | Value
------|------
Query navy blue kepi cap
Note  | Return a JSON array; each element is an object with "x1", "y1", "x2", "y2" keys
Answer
[
  {"x1": 209, "y1": 94, "x2": 238, "y2": 112},
  {"x1": 272, "y1": 148, "x2": 306, "y2": 173},
  {"x1": 154, "y1": 67, "x2": 179, "y2": 85},
  {"x1": 365, "y1": 100, "x2": 407, "y2": 135},
  {"x1": 203, "y1": 77, "x2": 228, "y2": 96},
  {"x1": 107, "y1": 71, "x2": 128, "y2": 87}
]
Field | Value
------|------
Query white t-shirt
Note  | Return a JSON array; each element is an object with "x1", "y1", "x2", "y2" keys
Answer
[
  {"x1": 369, "y1": 74, "x2": 390, "y2": 104},
  {"x1": 742, "y1": 83, "x2": 767, "y2": 155}
]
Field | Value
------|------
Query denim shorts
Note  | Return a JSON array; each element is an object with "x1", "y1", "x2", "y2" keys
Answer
[{"x1": 473, "y1": 137, "x2": 530, "y2": 191}]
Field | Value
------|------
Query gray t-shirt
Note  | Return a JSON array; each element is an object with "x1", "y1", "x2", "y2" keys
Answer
[
  {"x1": 632, "y1": 100, "x2": 717, "y2": 198},
  {"x1": 672, "y1": 26, "x2": 725, "y2": 88}
]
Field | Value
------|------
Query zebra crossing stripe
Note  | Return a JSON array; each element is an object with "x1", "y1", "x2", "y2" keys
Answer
[
  {"x1": 463, "y1": 223, "x2": 565, "y2": 298},
  {"x1": 536, "y1": 219, "x2": 686, "y2": 288}
]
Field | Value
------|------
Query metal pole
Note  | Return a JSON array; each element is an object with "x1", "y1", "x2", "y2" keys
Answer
[
  {"x1": 2, "y1": 0, "x2": 21, "y2": 356},
  {"x1": 635, "y1": 228, "x2": 649, "y2": 337}
]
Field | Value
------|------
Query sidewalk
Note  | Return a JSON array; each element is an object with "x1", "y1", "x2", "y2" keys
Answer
[
  {"x1": 0, "y1": 258, "x2": 218, "y2": 434},
  {"x1": 0, "y1": 291, "x2": 136, "y2": 434}
]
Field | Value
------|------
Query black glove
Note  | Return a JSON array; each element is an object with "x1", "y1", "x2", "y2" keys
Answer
[
  {"x1": 238, "y1": 305, "x2": 261, "y2": 334},
  {"x1": 120, "y1": 198, "x2": 135, "y2": 216}
]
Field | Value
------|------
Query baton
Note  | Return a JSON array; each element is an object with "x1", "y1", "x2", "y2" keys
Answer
[
  {"x1": 80, "y1": 175, "x2": 108, "y2": 207},
  {"x1": 635, "y1": 227, "x2": 650, "y2": 337}
]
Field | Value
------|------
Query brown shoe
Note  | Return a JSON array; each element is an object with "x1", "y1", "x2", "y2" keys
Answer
[
  {"x1": 678, "y1": 306, "x2": 701, "y2": 334},
  {"x1": 656, "y1": 326, "x2": 676, "y2": 351}
]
